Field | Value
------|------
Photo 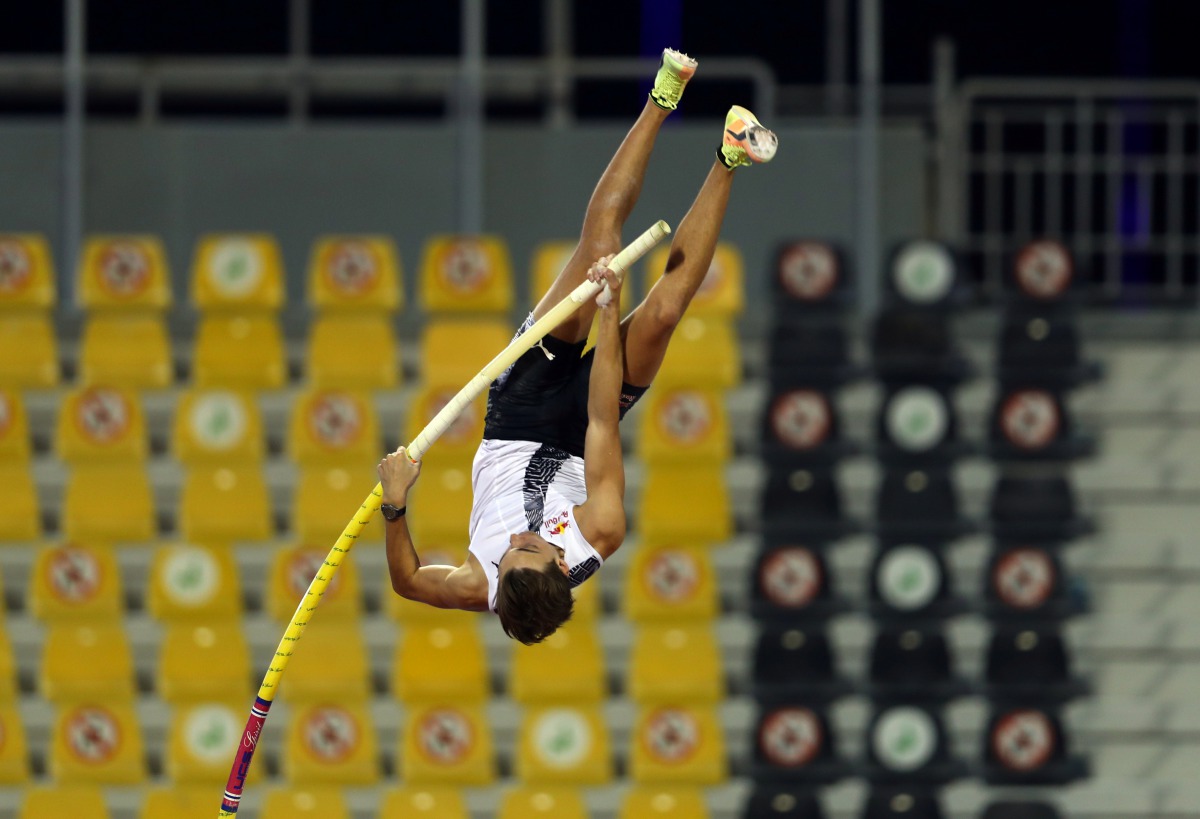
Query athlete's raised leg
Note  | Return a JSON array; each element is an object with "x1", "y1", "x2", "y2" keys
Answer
[
  {"x1": 619, "y1": 105, "x2": 778, "y2": 386},
  {"x1": 535, "y1": 49, "x2": 696, "y2": 344}
]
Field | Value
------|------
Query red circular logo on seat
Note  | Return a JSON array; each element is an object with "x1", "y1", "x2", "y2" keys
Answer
[
  {"x1": 286, "y1": 548, "x2": 343, "y2": 601},
  {"x1": 74, "y1": 387, "x2": 132, "y2": 445},
  {"x1": 656, "y1": 390, "x2": 714, "y2": 446},
  {"x1": 0, "y1": 238, "x2": 32, "y2": 294},
  {"x1": 992, "y1": 708, "x2": 1055, "y2": 771},
  {"x1": 302, "y1": 705, "x2": 360, "y2": 763},
  {"x1": 779, "y1": 242, "x2": 837, "y2": 301},
  {"x1": 98, "y1": 242, "x2": 151, "y2": 297},
  {"x1": 1015, "y1": 240, "x2": 1072, "y2": 299},
  {"x1": 47, "y1": 546, "x2": 103, "y2": 604},
  {"x1": 770, "y1": 390, "x2": 831, "y2": 450},
  {"x1": 759, "y1": 707, "x2": 822, "y2": 767},
  {"x1": 1000, "y1": 389, "x2": 1060, "y2": 450},
  {"x1": 417, "y1": 708, "x2": 475, "y2": 765},
  {"x1": 642, "y1": 549, "x2": 701, "y2": 604},
  {"x1": 993, "y1": 548, "x2": 1055, "y2": 609},
  {"x1": 441, "y1": 241, "x2": 492, "y2": 294},
  {"x1": 642, "y1": 708, "x2": 701, "y2": 764},
  {"x1": 760, "y1": 547, "x2": 822, "y2": 609},
  {"x1": 64, "y1": 705, "x2": 122, "y2": 764},
  {"x1": 324, "y1": 241, "x2": 380, "y2": 295},
  {"x1": 308, "y1": 392, "x2": 364, "y2": 449}
]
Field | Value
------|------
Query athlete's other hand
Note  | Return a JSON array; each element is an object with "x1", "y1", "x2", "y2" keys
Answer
[
  {"x1": 378, "y1": 447, "x2": 421, "y2": 506},
  {"x1": 587, "y1": 254, "x2": 621, "y2": 308}
]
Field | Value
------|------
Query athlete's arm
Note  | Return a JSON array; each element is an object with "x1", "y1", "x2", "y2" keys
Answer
[
  {"x1": 377, "y1": 448, "x2": 488, "y2": 611},
  {"x1": 575, "y1": 261, "x2": 627, "y2": 557}
]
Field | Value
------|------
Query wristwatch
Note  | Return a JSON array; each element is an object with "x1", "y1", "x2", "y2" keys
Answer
[{"x1": 380, "y1": 503, "x2": 407, "y2": 522}]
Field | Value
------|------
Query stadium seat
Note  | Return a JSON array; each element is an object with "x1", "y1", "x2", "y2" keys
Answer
[
  {"x1": 870, "y1": 308, "x2": 971, "y2": 383},
  {"x1": 307, "y1": 235, "x2": 403, "y2": 311},
  {"x1": 768, "y1": 323, "x2": 859, "y2": 386},
  {"x1": 399, "y1": 703, "x2": 495, "y2": 785},
  {"x1": 55, "y1": 385, "x2": 147, "y2": 463},
  {"x1": 140, "y1": 786, "x2": 220, "y2": 819},
  {"x1": 0, "y1": 389, "x2": 31, "y2": 461},
  {"x1": 508, "y1": 623, "x2": 606, "y2": 704},
  {"x1": 996, "y1": 310, "x2": 1100, "y2": 387},
  {"x1": 40, "y1": 623, "x2": 135, "y2": 702},
  {"x1": 989, "y1": 475, "x2": 1092, "y2": 540},
  {"x1": 393, "y1": 624, "x2": 488, "y2": 703},
  {"x1": 752, "y1": 626, "x2": 847, "y2": 705},
  {"x1": 50, "y1": 701, "x2": 144, "y2": 783},
  {"x1": 0, "y1": 233, "x2": 56, "y2": 309},
  {"x1": 166, "y1": 702, "x2": 247, "y2": 785},
  {"x1": 404, "y1": 464, "x2": 474, "y2": 545},
  {"x1": 620, "y1": 787, "x2": 712, "y2": 819},
  {"x1": 629, "y1": 624, "x2": 723, "y2": 704},
  {"x1": 61, "y1": 464, "x2": 156, "y2": 543},
  {"x1": 0, "y1": 704, "x2": 28, "y2": 782},
  {"x1": 156, "y1": 623, "x2": 251, "y2": 703},
  {"x1": 267, "y1": 544, "x2": 362, "y2": 622},
  {"x1": 516, "y1": 705, "x2": 612, "y2": 785},
  {"x1": 759, "y1": 383, "x2": 858, "y2": 466},
  {"x1": 760, "y1": 468, "x2": 854, "y2": 540},
  {"x1": 79, "y1": 314, "x2": 172, "y2": 388},
  {"x1": 191, "y1": 233, "x2": 285, "y2": 311},
  {"x1": 404, "y1": 385, "x2": 488, "y2": 467},
  {"x1": 771, "y1": 240, "x2": 851, "y2": 317},
  {"x1": 571, "y1": 575, "x2": 601, "y2": 623},
  {"x1": 172, "y1": 389, "x2": 264, "y2": 464},
  {"x1": 20, "y1": 787, "x2": 110, "y2": 819},
  {"x1": 981, "y1": 706, "x2": 1088, "y2": 784},
  {"x1": 178, "y1": 466, "x2": 274, "y2": 543},
  {"x1": 0, "y1": 234, "x2": 59, "y2": 387},
  {"x1": 29, "y1": 543, "x2": 123, "y2": 622},
  {"x1": 638, "y1": 465, "x2": 731, "y2": 544},
  {"x1": 982, "y1": 627, "x2": 1090, "y2": 704},
  {"x1": 868, "y1": 543, "x2": 965, "y2": 621},
  {"x1": 875, "y1": 383, "x2": 970, "y2": 463},
  {"x1": 0, "y1": 628, "x2": 18, "y2": 701},
  {"x1": 283, "y1": 701, "x2": 379, "y2": 784},
  {"x1": 147, "y1": 543, "x2": 242, "y2": 621},
  {"x1": 750, "y1": 543, "x2": 848, "y2": 623},
  {"x1": 624, "y1": 544, "x2": 718, "y2": 622},
  {"x1": 420, "y1": 318, "x2": 514, "y2": 388},
  {"x1": 0, "y1": 466, "x2": 41, "y2": 540},
  {"x1": 379, "y1": 787, "x2": 469, "y2": 819},
  {"x1": 0, "y1": 313, "x2": 59, "y2": 387},
  {"x1": 654, "y1": 317, "x2": 741, "y2": 389},
  {"x1": 863, "y1": 704, "x2": 967, "y2": 784},
  {"x1": 420, "y1": 234, "x2": 514, "y2": 314},
  {"x1": 983, "y1": 545, "x2": 1086, "y2": 622},
  {"x1": 866, "y1": 627, "x2": 969, "y2": 704},
  {"x1": 862, "y1": 791, "x2": 945, "y2": 819},
  {"x1": 288, "y1": 387, "x2": 380, "y2": 466},
  {"x1": 282, "y1": 619, "x2": 371, "y2": 703},
  {"x1": 629, "y1": 705, "x2": 727, "y2": 784},
  {"x1": 637, "y1": 387, "x2": 730, "y2": 465},
  {"x1": 742, "y1": 787, "x2": 827, "y2": 819},
  {"x1": 643, "y1": 241, "x2": 745, "y2": 317},
  {"x1": 499, "y1": 787, "x2": 591, "y2": 819},
  {"x1": 79, "y1": 234, "x2": 170, "y2": 307},
  {"x1": 260, "y1": 788, "x2": 350, "y2": 819},
  {"x1": 192, "y1": 314, "x2": 286, "y2": 389},
  {"x1": 875, "y1": 468, "x2": 973, "y2": 540},
  {"x1": 981, "y1": 802, "x2": 1062, "y2": 819},
  {"x1": 750, "y1": 705, "x2": 847, "y2": 784},
  {"x1": 293, "y1": 465, "x2": 382, "y2": 544},
  {"x1": 307, "y1": 314, "x2": 400, "y2": 389},
  {"x1": 988, "y1": 385, "x2": 1094, "y2": 461},
  {"x1": 884, "y1": 240, "x2": 963, "y2": 308}
]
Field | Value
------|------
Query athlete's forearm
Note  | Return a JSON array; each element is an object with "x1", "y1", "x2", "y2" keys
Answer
[
  {"x1": 588, "y1": 298, "x2": 624, "y2": 428},
  {"x1": 383, "y1": 504, "x2": 422, "y2": 595}
]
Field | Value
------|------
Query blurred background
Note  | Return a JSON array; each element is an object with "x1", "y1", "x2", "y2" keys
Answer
[{"x1": 1, "y1": 1, "x2": 1198, "y2": 818}]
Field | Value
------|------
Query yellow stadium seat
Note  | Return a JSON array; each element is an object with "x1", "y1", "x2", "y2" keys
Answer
[
  {"x1": 281, "y1": 619, "x2": 371, "y2": 703},
  {"x1": 509, "y1": 623, "x2": 606, "y2": 705},
  {"x1": 40, "y1": 624, "x2": 134, "y2": 702},
  {"x1": 624, "y1": 545, "x2": 718, "y2": 622},
  {"x1": 619, "y1": 787, "x2": 711, "y2": 819},
  {"x1": 147, "y1": 543, "x2": 242, "y2": 622},
  {"x1": 192, "y1": 314, "x2": 286, "y2": 389},
  {"x1": 655, "y1": 317, "x2": 741, "y2": 389},
  {"x1": 0, "y1": 466, "x2": 40, "y2": 540},
  {"x1": 516, "y1": 706, "x2": 612, "y2": 785},
  {"x1": 283, "y1": 701, "x2": 379, "y2": 784},
  {"x1": 261, "y1": 788, "x2": 350, "y2": 819},
  {"x1": 0, "y1": 704, "x2": 28, "y2": 782},
  {"x1": 166, "y1": 702, "x2": 249, "y2": 786},
  {"x1": 50, "y1": 701, "x2": 144, "y2": 784},
  {"x1": 172, "y1": 389, "x2": 264, "y2": 464},
  {"x1": 179, "y1": 465, "x2": 274, "y2": 543},
  {"x1": 643, "y1": 242, "x2": 745, "y2": 318},
  {"x1": 140, "y1": 786, "x2": 220, "y2": 819},
  {"x1": 157, "y1": 622, "x2": 250, "y2": 703},
  {"x1": 637, "y1": 388, "x2": 730, "y2": 466},
  {"x1": 500, "y1": 787, "x2": 591, "y2": 819},
  {"x1": 400, "y1": 703, "x2": 495, "y2": 785},
  {"x1": 62, "y1": 464, "x2": 156, "y2": 544},
  {"x1": 78, "y1": 235, "x2": 171, "y2": 310},
  {"x1": 0, "y1": 233, "x2": 55, "y2": 309},
  {"x1": 289, "y1": 388, "x2": 380, "y2": 466},
  {"x1": 267, "y1": 544, "x2": 361, "y2": 623},
  {"x1": 571, "y1": 575, "x2": 601, "y2": 623},
  {"x1": 420, "y1": 318, "x2": 513, "y2": 388},
  {"x1": 0, "y1": 389, "x2": 30, "y2": 461},
  {"x1": 629, "y1": 625, "x2": 723, "y2": 704},
  {"x1": 420, "y1": 234, "x2": 514, "y2": 313},
  {"x1": 0, "y1": 314, "x2": 58, "y2": 387},
  {"x1": 531, "y1": 240, "x2": 633, "y2": 313},
  {"x1": 78, "y1": 314, "x2": 172, "y2": 389},
  {"x1": 380, "y1": 786, "x2": 469, "y2": 819},
  {"x1": 405, "y1": 464, "x2": 473, "y2": 545},
  {"x1": 56, "y1": 385, "x2": 147, "y2": 463},
  {"x1": 629, "y1": 705, "x2": 727, "y2": 785},
  {"x1": 29, "y1": 543, "x2": 123, "y2": 622},
  {"x1": 191, "y1": 233, "x2": 284, "y2": 311},
  {"x1": 384, "y1": 545, "x2": 479, "y2": 626},
  {"x1": 21, "y1": 787, "x2": 110, "y2": 819},
  {"x1": 0, "y1": 627, "x2": 19, "y2": 701},
  {"x1": 307, "y1": 314, "x2": 400, "y2": 389},
  {"x1": 404, "y1": 385, "x2": 486, "y2": 468},
  {"x1": 293, "y1": 465, "x2": 381, "y2": 545},
  {"x1": 394, "y1": 624, "x2": 488, "y2": 703},
  {"x1": 308, "y1": 235, "x2": 403, "y2": 311},
  {"x1": 638, "y1": 465, "x2": 731, "y2": 545}
]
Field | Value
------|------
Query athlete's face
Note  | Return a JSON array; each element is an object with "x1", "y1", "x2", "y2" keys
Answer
[{"x1": 498, "y1": 531, "x2": 569, "y2": 578}]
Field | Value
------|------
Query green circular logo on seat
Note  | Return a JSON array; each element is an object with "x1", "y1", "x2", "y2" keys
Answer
[
  {"x1": 893, "y1": 241, "x2": 953, "y2": 304},
  {"x1": 873, "y1": 706, "x2": 937, "y2": 771},
  {"x1": 533, "y1": 708, "x2": 591, "y2": 769},
  {"x1": 185, "y1": 704, "x2": 239, "y2": 764},
  {"x1": 886, "y1": 387, "x2": 948, "y2": 452},
  {"x1": 209, "y1": 239, "x2": 262, "y2": 298},
  {"x1": 162, "y1": 545, "x2": 220, "y2": 606},
  {"x1": 878, "y1": 545, "x2": 939, "y2": 610}
]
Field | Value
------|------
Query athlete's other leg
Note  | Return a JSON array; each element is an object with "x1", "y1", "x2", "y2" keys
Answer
[
  {"x1": 620, "y1": 105, "x2": 778, "y2": 387},
  {"x1": 535, "y1": 50, "x2": 696, "y2": 344}
]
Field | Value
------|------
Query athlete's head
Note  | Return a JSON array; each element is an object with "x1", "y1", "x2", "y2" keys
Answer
[{"x1": 494, "y1": 531, "x2": 573, "y2": 645}]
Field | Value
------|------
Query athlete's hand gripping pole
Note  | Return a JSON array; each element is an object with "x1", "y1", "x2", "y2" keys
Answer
[{"x1": 216, "y1": 219, "x2": 670, "y2": 817}]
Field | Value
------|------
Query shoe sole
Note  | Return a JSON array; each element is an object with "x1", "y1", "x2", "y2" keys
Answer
[
  {"x1": 725, "y1": 106, "x2": 778, "y2": 164},
  {"x1": 662, "y1": 48, "x2": 698, "y2": 81}
]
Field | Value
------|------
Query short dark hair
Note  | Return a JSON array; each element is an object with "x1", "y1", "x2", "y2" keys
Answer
[{"x1": 495, "y1": 560, "x2": 574, "y2": 645}]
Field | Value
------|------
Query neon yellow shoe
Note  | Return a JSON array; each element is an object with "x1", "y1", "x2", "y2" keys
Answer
[
  {"x1": 649, "y1": 48, "x2": 698, "y2": 112},
  {"x1": 718, "y1": 105, "x2": 778, "y2": 169}
]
